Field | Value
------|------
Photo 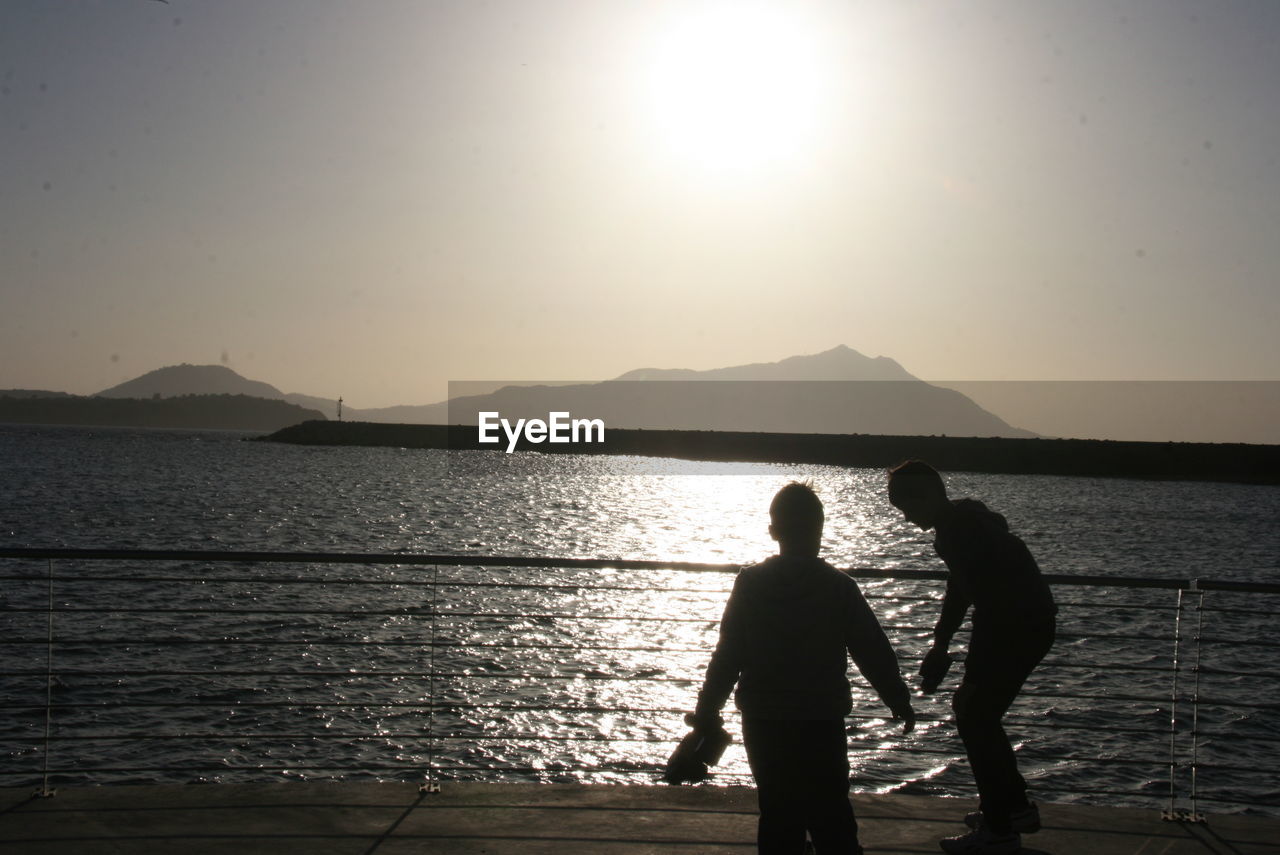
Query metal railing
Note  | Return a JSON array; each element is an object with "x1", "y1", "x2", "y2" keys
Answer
[{"x1": 1, "y1": 547, "x2": 1277, "y2": 819}]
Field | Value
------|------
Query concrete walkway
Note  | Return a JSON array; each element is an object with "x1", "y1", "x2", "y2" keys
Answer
[{"x1": 2, "y1": 782, "x2": 1275, "y2": 854}]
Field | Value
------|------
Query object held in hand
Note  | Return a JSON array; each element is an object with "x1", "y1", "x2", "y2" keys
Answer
[
  {"x1": 662, "y1": 725, "x2": 731, "y2": 785},
  {"x1": 919, "y1": 648, "x2": 953, "y2": 694}
]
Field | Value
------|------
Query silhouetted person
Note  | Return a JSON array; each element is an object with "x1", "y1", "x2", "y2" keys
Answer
[
  {"x1": 887, "y1": 460, "x2": 1057, "y2": 855},
  {"x1": 687, "y1": 482, "x2": 914, "y2": 855}
]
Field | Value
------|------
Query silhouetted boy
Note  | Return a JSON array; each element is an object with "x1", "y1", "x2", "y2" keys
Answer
[
  {"x1": 887, "y1": 460, "x2": 1056, "y2": 855},
  {"x1": 688, "y1": 482, "x2": 914, "y2": 855}
]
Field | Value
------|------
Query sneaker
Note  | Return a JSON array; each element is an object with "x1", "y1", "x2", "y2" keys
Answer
[
  {"x1": 939, "y1": 826, "x2": 1021, "y2": 855},
  {"x1": 963, "y1": 802, "x2": 1040, "y2": 833}
]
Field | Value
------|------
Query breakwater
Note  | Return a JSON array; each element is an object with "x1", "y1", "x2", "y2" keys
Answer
[{"x1": 258, "y1": 421, "x2": 1280, "y2": 485}]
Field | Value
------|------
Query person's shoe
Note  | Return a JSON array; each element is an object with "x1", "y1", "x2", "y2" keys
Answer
[
  {"x1": 963, "y1": 802, "x2": 1040, "y2": 833},
  {"x1": 939, "y1": 826, "x2": 1021, "y2": 855}
]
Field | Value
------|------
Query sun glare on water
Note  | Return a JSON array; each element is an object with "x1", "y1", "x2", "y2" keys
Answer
[{"x1": 644, "y1": 2, "x2": 827, "y2": 175}]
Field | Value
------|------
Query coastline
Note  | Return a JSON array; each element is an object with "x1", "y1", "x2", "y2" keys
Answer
[{"x1": 257, "y1": 420, "x2": 1280, "y2": 485}]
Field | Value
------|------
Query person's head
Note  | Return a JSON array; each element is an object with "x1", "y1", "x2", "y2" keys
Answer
[
  {"x1": 887, "y1": 460, "x2": 950, "y2": 530},
  {"x1": 769, "y1": 481, "x2": 824, "y2": 556}
]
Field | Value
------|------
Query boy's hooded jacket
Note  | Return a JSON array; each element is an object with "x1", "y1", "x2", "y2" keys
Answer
[
  {"x1": 695, "y1": 555, "x2": 911, "y2": 721},
  {"x1": 933, "y1": 499, "x2": 1057, "y2": 631}
]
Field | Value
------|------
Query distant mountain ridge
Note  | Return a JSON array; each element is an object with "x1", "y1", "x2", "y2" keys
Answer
[
  {"x1": 77, "y1": 347, "x2": 1034, "y2": 437},
  {"x1": 615, "y1": 345, "x2": 916, "y2": 382},
  {"x1": 94, "y1": 364, "x2": 341, "y2": 420},
  {"x1": 425, "y1": 346, "x2": 1034, "y2": 437},
  {"x1": 97, "y1": 364, "x2": 286, "y2": 401}
]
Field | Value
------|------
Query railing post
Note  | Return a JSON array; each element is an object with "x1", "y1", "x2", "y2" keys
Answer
[
  {"x1": 1163, "y1": 586, "x2": 1185, "y2": 820},
  {"x1": 1188, "y1": 581, "x2": 1205, "y2": 823},
  {"x1": 420, "y1": 562, "x2": 442, "y2": 795},
  {"x1": 35, "y1": 557, "x2": 56, "y2": 798},
  {"x1": 1163, "y1": 580, "x2": 1207, "y2": 824}
]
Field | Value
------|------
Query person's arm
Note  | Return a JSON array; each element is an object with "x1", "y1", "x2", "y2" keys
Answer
[
  {"x1": 918, "y1": 572, "x2": 971, "y2": 693},
  {"x1": 844, "y1": 582, "x2": 915, "y2": 733},
  {"x1": 931, "y1": 573, "x2": 970, "y2": 652},
  {"x1": 691, "y1": 574, "x2": 746, "y2": 728}
]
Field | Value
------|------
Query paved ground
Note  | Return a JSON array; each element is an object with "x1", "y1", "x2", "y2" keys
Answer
[{"x1": 1, "y1": 782, "x2": 1275, "y2": 854}]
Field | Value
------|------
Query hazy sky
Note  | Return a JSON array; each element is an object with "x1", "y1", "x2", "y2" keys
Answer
[{"x1": 3, "y1": 0, "x2": 1278, "y2": 409}]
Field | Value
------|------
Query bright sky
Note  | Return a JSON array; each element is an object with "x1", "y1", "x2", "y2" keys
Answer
[{"x1": 2, "y1": 0, "x2": 1278, "y2": 409}]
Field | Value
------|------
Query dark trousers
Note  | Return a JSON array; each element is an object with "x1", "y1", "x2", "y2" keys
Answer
[
  {"x1": 954, "y1": 618, "x2": 1056, "y2": 833},
  {"x1": 741, "y1": 717, "x2": 861, "y2": 855}
]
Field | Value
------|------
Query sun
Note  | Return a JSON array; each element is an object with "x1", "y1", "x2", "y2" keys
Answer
[{"x1": 644, "y1": 3, "x2": 827, "y2": 175}]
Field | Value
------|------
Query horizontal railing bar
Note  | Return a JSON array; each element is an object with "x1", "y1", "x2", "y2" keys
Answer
[
  {"x1": 3, "y1": 547, "x2": 1277, "y2": 593},
  {"x1": 1175, "y1": 793, "x2": 1280, "y2": 807},
  {"x1": 0, "y1": 624, "x2": 1182, "y2": 653},
  {"x1": 436, "y1": 742, "x2": 1168, "y2": 766},
  {"x1": 0, "y1": 601, "x2": 1232, "y2": 621},
  {"x1": 1188, "y1": 762, "x2": 1280, "y2": 775},
  {"x1": 0, "y1": 576, "x2": 737, "y2": 598},
  {"x1": 1, "y1": 668, "x2": 700, "y2": 680},
  {"x1": 13, "y1": 749, "x2": 1175, "y2": 776},
  {"x1": 0, "y1": 734, "x2": 1172, "y2": 763},
  {"x1": 0, "y1": 632, "x2": 1182, "y2": 649},
  {"x1": 1047, "y1": 602, "x2": 1181, "y2": 612},
  {"x1": 3, "y1": 607, "x2": 437, "y2": 617},
  {"x1": 3, "y1": 733, "x2": 680, "y2": 743},
  {"x1": 0, "y1": 575, "x2": 733, "y2": 596},
  {"x1": 1020, "y1": 690, "x2": 1170, "y2": 705},
  {"x1": 1198, "y1": 636, "x2": 1280, "y2": 649},
  {"x1": 1187, "y1": 733, "x2": 1280, "y2": 745},
  {"x1": 1035, "y1": 661, "x2": 1173, "y2": 673},
  {"x1": 0, "y1": 706, "x2": 1171, "y2": 737},
  {"x1": 10, "y1": 765, "x2": 688, "y2": 776},
  {"x1": 1197, "y1": 666, "x2": 1280, "y2": 680},
  {"x1": 0, "y1": 581, "x2": 1191, "y2": 615},
  {"x1": 2, "y1": 720, "x2": 1170, "y2": 741},
  {"x1": 0, "y1": 667, "x2": 1182, "y2": 688},
  {"x1": 0, "y1": 548, "x2": 743, "y2": 574},
  {"x1": 0, "y1": 640, "x2": 711, "y2": 654},
  {"x1": 0, "y1": 685, "x2": 1183, "y2": 709},
  {"x1": 0, "y1": 701, "x2": 1166, "y2": 731},
  {"x1": 1177, "y1": 691, "x2": 1280, "y2": 706},
  {"x1": 1, "y1": 607, "x2": 719, "y2": 623},
  {"x1": 1199, "y1": 606, "x2": 1280, "y2": 618},
  {"x1": 1022, "y1": 785, "x2": 1172, "y2": 801},
  {"x1": 0, "y1": 629, "x2": 1182, "y2": 655}
]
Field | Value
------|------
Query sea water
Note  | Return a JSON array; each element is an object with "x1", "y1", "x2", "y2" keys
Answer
[{"x1": 1, "y1": 424, "x2": 1277, "y2": 814}]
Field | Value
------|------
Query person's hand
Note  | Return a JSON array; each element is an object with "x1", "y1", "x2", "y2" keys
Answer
[
  {"x1": 891, "y1": 703, "x2": 916, "y2": 735},
  {"x1": 919, "y1": 646, "x2": 952, "y2": 694}
]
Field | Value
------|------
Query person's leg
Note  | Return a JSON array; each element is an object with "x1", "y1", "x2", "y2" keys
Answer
[
  {"x1": 954, "y1": 680, "x2": 1021, "y2": 832},
  {"x1": 743, "y1": 717, "x2": 807, "y2": 854},
  {"x1": 744, "y1": 718, "x2": 861, "y2": 855},
  {"x1": 799, "y1": 719, "x2": 860, "y2": 855},
  {"x1": 955, "y1": 619, "x2": 1055, "y2": 833}
]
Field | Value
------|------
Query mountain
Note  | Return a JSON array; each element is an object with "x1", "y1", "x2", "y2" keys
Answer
[
  {"x1": 98, "y1": 364, "x2": 285, "y2": 400},
  {"x1": 96, "y1": 364, "x2": 342, "y2": 420},
  {"x1": 615, "y1": 345, "x2": 916, "y2": 382},
  {"x1": 424, "y1": 346, "x2": 1034, "y2": 438},
  {"x1": 85, "y1": 348, "x2": 1033, "y2": 437}
]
